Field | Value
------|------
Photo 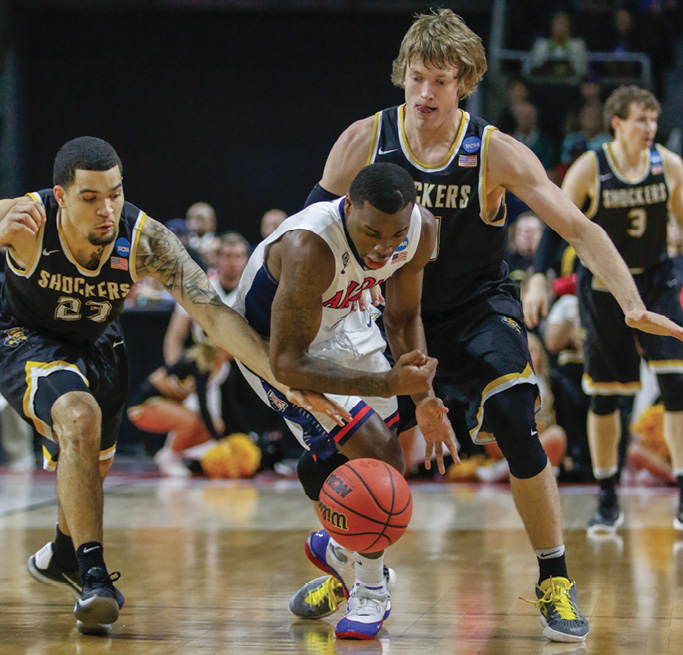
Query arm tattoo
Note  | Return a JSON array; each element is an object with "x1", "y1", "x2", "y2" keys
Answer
[{"x1": 135, "y1": 218, "x2": 222, "y2": 308}]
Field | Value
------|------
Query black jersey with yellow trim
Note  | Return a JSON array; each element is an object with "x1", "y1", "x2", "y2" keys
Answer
[
  {"x1": 368, "y1": 105, "x2": 510, "y2": 314},
  {"x1": 1, "y1": 188, "x2": 145, "y2": 343},
  {"x1": 587, "y1": 143, "x2": 670, "y2": 272}
]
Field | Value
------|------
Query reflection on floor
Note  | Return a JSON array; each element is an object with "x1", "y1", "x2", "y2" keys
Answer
[{"x1": 0, "y1": 464, "x2": 681, "y2": 655}]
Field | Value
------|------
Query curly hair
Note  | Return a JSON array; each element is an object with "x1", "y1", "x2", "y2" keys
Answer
[{"x1": 390, "y1": 8, "x2": 487, "y2": 100}]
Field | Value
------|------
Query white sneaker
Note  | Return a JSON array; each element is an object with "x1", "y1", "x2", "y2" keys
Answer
[
  {"x1": 334, "y1": 582, "x2": 391, "y2": 640},
  {"x1": 153, "y1": 448, "x2": 190, "y2": 478},
  {"x1": 305, "y1": 530, "x2": 355, "y2": 593}
]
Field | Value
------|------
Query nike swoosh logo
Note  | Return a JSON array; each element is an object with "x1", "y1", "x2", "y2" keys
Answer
[
  {"x1": 599, "y1": 174, "x2": 612, "y2": 181},
  {"x1": 378, "y1": 147, "x2": 398, "y2": 155},
  {"x1": 113, "y1": 340, "x2": 124, "y2": 347},
  {"x1": 82, "y1": 545, "x2": 101, "y2": 554},
  {"x1": 42, "y1": 249, "x2": 61, "y2": 256}
]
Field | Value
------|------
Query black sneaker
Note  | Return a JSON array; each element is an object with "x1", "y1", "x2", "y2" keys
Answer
[
  {"x1": 73, "y1": 567, "x2": 124, "y2": 635},
  {"x1": 27, "y1": 542, "x2": 82, "y2": 600},
  {"x1": 587, "y1": 491, "x2": 623, "y2": 534}
]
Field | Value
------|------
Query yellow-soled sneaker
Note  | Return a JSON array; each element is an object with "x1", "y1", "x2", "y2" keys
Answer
[
  {"x1": 526, "y1": 577, "x2": 589, "y2": 643},
  {"x1": 289, "y1": 575, "x2": 346, "y2": 619}
]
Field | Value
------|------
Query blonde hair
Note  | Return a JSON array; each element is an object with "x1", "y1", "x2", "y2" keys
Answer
[
  {"x1": 186, "y1": 341, "x2": 219, "y2": 372},
  {"x1": 391, "y1": 8, "x2": 487, "y2": 100},
  {"x1": 603, "y1": 85, "x2": 660, "y2": 135}
]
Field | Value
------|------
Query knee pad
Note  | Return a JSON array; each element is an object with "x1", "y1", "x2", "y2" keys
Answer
[
  {"x1": 657, "y1": 373, "x2": 683, "y2": 411},
  {"x1": 297, "y1": 450, "x2": 348, "y2": 501},
  {"x1": 590, "y1": 395, "x2": 619, "y2": 416},
  {"x1": 483, "y1": 385, "x2": 547, "y2": 479}
]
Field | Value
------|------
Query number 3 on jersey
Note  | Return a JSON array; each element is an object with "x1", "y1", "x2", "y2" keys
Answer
[{"x1": 627, "y1": 208, "x2": 646, "y2": 238}]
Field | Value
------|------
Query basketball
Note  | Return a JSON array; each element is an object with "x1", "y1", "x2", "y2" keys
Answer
[{"x1": 317, "y1": 458, "x2": 412, "y2": 553}]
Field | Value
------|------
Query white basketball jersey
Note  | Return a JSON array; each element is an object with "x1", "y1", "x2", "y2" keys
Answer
[{"x1": 232, "y1": 197, "x2": 423, "y2": 362}]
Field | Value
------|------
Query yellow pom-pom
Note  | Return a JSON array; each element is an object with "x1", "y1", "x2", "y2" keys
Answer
[
  {"x1": 200, "y1": 433, "x2": 262, "y2": 479},
  {"x1": 632, "y1": 404, "x2": 669, "y2": 461}
]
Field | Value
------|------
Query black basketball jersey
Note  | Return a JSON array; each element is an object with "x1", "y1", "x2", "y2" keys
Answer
[
  {"x1": 368, "y1": 105, "x2": 510, "y2": 314},
  {"x1": 586, "y1": 143, "x2": 670, "y2": 271},
  {"x1": 1, "y1": 189, "x2": 145, "y2": 343}
]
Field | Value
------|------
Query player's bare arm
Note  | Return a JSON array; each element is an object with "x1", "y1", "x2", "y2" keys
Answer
[
  {"x1": 523, "y1": 151, "x2": 596, "y2": 327},
  {"x1": 383, "y1": 205, "x2": 458, "y2": 471},
  {"x1": 269, "y1": 229, "x2": 436, "y2": 397},
  {"x1": 0, "y1": 197, "x2": 45, "y2": 267},
  {"x1": 133, "y1": 217, "x2": 349, "y2": 423},
  {"x1": 319, "y1": 116, "x2": 375, "y2": 195},
  {"x1": 663, "y1": 148, "x2": 683, "y2": 225},
  {"x1": 488, "y1": 131, "x2": 683, "y2": 341},
  {"x1": 135, "y1": 217, "x2": 277, "y2": 380}
]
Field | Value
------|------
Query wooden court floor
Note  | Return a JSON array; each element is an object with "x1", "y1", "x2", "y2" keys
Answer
[{"x1": 1, "y1": 468, "x2": 682, "y2": 655}]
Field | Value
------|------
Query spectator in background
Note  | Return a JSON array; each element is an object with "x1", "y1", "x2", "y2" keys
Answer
[
  {"x1": 161, "y1": 231, "x2": 288, "y2": 462},
  {"x1": 543, "y1": 286, "x2": 592, "y2": 481},
  {"x1": 128, "y1": 341, "x2": 230, "y2": 477},
  {"x1": 166, "y1": 218, "x2": 205, "y2": 269},
  {"x1": 506, "y1": 212, "x2": 544, "y2": 286},
  {"x1": 524, "y1": 11, "x2": 587, "y2": 85},
  {"x1": 497, "y1": 76, "x2": 531, "y2": 135},
  {"x1": 560, "y1": 103, "x2": 610, "y2": 168},
  {"x1": 163, "y1": 231, "x2": 250, "y2": 364},
  {"x1": 513, "y1": 102, "x2": 555, "y2": 171},
  {"x1": 608, "y1": 8, "x2": 646, "y2": 57},
  {"x1": 186, "y1": 201, "x2": 217, "y2": 260},
  {"x1": 260, "y1": 208, "x2": 287, "y2": 239}
]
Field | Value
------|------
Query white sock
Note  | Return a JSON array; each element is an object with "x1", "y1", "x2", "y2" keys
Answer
[
  {"x1": 354, "y1": 553, "x2": 384, "y2": 586},
  {"x1": 593, "y1": 465, "x2": 618, "y2": 480}
]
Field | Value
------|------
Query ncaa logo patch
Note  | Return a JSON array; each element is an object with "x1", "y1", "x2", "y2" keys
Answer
[
  {"x1": 4, "y1": 327, "x2": 28, "y2": 347},
  {"x1": 462, "y1": 136, "x2": 481, "y2": 153},
  {"x1": 395, "y1": 237, "x2": 409, "y2": 252},
  {"x1": 115, "y1": 237, "x2": 131, "y2": 258}
]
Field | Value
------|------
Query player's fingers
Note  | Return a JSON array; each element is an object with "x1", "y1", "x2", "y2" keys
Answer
[
  {"x1": 424, "y1": 443, "x2": 433, "y2": 471},
  {"x1": 434, "y1": 444, "x2": 446, "y2": 475},
  {"x1": 447, "y1": 437, "x2": 460, "y2": 465}
]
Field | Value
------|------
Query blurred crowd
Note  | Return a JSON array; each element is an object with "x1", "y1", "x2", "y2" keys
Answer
[{"x1": 2, "y1": 1, "x2": 683, "y2": 487}]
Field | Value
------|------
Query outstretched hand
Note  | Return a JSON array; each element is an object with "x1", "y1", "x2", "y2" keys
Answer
[
  {"x1": 522, "y1": 273, "x2": 549, "y2": 328},
  {"x1": 0, "y1": 198, "x2": 45, "y2": 244},
  {"x1": 388, "y1": 350, "x2": 437, "y2": 396},
  {"x1": 285, "y1": 388, "x2": 351, "y2": 426},
  {"x1": 415, "y1": 397, "x2": 459, "y2": 474},
  {"x1": 625, "y1": 309, "x2": 683, "y2": 341}
]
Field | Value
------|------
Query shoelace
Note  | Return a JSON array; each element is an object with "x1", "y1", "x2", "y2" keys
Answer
[
  {"x1": 305, "y1": 576, "x2": 344, "y2": 611},
  {"x1": 350, "y1": 587, "x2": 388, "y2": 617},
  {"x1": 84, "y1": 569, "x2": 121, "y2": 588},
  {"x1": 520, "y1": 579, "x2": 580, "y2": 621}
]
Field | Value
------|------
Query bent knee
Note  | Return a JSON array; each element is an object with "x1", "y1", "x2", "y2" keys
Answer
[{"x1": 51, "y1": 391, "x2": 102, "y2": 446}]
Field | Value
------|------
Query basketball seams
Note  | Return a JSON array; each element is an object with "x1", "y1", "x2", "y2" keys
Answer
[{"x1": 318, "y1": 458, "x2": 412, "y2": 552}]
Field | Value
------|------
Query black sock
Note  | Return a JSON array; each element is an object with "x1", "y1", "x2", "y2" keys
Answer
[
  {"x1": 536, "y1": 546, "x2": 568, "y2": 584},
  {"x1": 53, "y1": 525, "x2": 78, "y2": 571},
  {"x1": 76, "y1": 542, "x2": 106, "y2": 581},
  {"x1": 598, "y1": 475, "x2": 617, "y2": 497}
]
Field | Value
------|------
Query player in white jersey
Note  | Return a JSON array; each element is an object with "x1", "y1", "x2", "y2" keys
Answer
[{"x1": 232, "y1": 163, "x2": 457, "y2": 639}]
